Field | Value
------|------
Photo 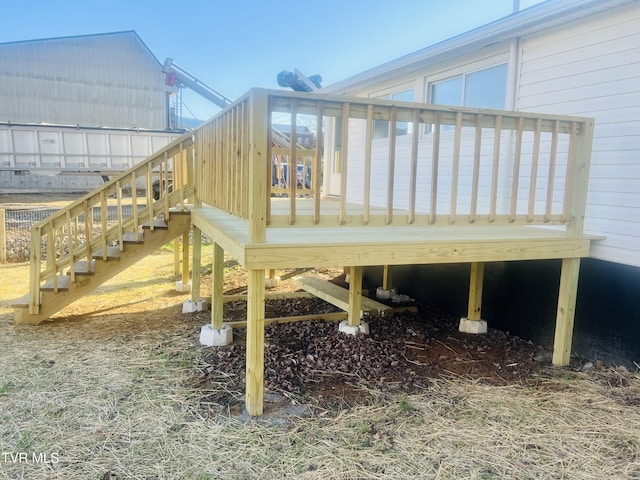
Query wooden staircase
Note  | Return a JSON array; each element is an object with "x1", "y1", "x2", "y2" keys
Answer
[{"x1": 11, "y1": 132, "x2": 196, "y2": 325}]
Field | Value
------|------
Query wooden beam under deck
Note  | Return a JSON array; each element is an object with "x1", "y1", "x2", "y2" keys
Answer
[{"x1": 296, "y1": 276, "x2": 393, "y2": 317}]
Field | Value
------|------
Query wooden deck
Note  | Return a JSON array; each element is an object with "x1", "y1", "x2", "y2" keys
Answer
[
  {"x1": 15, "y1": 88, "x2": 598, "y2": 418},
  {"x1": 187, "y1": 89, "x2": 598, "y2": 416},
  {"x1": 191, "y1": 200, "x2": 595, "y2": 270}
]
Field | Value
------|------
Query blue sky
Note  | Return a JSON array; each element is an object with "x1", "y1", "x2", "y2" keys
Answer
[{"x1": 1, "y1": 0, "x2": 544, "y2": 120}]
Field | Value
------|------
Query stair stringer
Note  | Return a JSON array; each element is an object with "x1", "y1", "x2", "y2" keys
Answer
[{"x1": 13, "y1": 212, "x2": 191, "y2": 325}]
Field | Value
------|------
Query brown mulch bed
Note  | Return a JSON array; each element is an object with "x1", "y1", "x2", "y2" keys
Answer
[{"x1": 195, "y1": 297, "x2": 555, "y2": 413}]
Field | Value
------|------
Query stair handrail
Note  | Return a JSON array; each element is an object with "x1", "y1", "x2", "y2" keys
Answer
[{"x1": 27, "y1": 131, "x2": 195, "y2": 315}]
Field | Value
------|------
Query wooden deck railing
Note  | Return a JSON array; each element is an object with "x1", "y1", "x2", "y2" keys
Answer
[
  {"x1": 191, "y1": 88, "x2": 594, "y2": 241},
  {"x1": 24, "y1": 89, "x2": 594, "y2": 315},
  {"x1": 28, "y1": 132, "x2": 194, "y2": 314}
]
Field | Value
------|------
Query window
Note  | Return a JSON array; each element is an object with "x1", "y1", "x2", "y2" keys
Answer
[
  {"x1": 373, "y1": 89, "x2": 414, "y2": 139},
  {"x1": 429, "y1": 64, "x2": 508, "y2": 109}
]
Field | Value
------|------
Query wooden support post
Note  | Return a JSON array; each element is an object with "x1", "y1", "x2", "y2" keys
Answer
[
  {"x1": 382, "y1": 265, "x2": 393, "y2": 291},
  {"x1": 211, "y1": 243, "x2": 224, "y2": 330},
  {"x1": 0, "y1": 209, "x2": 6, "y2": 263},
  {"x1": 552, "y1": 258, "x2": 581, "y2": 366},
  {"x1": 248, "y1": 89, "x2": 268, "y2": 244},
  {"x1": 245, "y1": 269, "x2": 265, "y2": 416},
  {"x1": 348, "y1": 266, "x2": 363, "y2": 327},
  {"x1": 181, "y1": 231, "x2": 189, "y2": 286},
  {"x1": 173, "y1": 238, "x2": 180, "y2": 276},
  {"x1": 265, "y1": 268, "x2": 280, "y2": 288},
  {"x1": 459, "y1": 262, "x2": 487, "y2": 334},
  {"x1": 192, "y1": 226, "x2": 202, "y2": 301},
  {"x1": 467, "y1": 262, "x2": 485, "y2": 321}
]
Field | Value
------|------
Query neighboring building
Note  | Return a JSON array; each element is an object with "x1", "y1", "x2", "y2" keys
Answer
[
  {"x1": 0, "y1": 31, "x2": 179, "y2": 191},
  {"x1": 323, "y1": 0, "x2": 640, "y2": 365},
  {"x1": 0, "y1": 31, "x2": 167, "y2": 129}
]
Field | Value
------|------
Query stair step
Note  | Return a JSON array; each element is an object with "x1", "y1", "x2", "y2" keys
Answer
[
  {"x1": 142, "y1": 218, "x2": 168, "y2": 230},
  {"x1": 93, "y1": 246, "x2": 121, "y2": 260},
  {"x1": 72, "y1": 259, "x2": 96, "y2": 275},
  {"x1": 123, "y1": 231, "x2": 144, "y2": 244},
  {"x1": 10, "y1": 291, "x2": 42, "y2": 309},
  {"x1": 42, "y1": 275, "x2": 71, "y2": 292}
]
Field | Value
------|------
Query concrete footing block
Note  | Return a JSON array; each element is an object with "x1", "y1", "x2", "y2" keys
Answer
[
  {"x1": 175, "y1": 281, "x2": 191, "y2": 293},
  {"x1": 376, "y1": 287, "x2": 397, "y2": 299},
  {"x1": 338, "y1": 320, "x2": 370, "y2": 336},
  {"x1": 265, "y1": 276, "x2": 281, "y2": 289},
  {"x1": 199, "y1": 324, "x2": 233, "y2": 346},
  {"x1": 182, "y1": 299, "x2": 207, "y2": 313},
  {"x1": 458, "y1": 317, "x2": 488, "y2": 334}
]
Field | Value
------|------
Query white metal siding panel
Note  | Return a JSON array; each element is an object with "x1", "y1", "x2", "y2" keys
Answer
[
  {"x1": 518, "y1": 3, "x2": 640, "y2": 266},
  {"x1": 0, "y1": 125, "x2": 177, "y2": 173},
  {"x1": 0, "y1": 32, "x2": 166, "y2": 129}
]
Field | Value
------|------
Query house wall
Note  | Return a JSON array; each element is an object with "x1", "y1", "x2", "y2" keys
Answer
[
  {"x1": 338, "y1": 3, "x2": 640, "y2": 268},
  {"x1": 0, "y1": 32, "x2": 167, "y2": 130},
  {"x1": 341, "y1": 2, "x2": 640, "y2": 365},
  {"x1": 517, "y1": 3, "x2": 640, "y2": 267}
]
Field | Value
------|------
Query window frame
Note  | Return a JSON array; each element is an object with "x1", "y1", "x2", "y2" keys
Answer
[
  {"x1": 427, "y1": 62, "x2": 509, "y2": 110},
  {"x1": 424, "y1": 62, "x2": 509, "y2": 134}
]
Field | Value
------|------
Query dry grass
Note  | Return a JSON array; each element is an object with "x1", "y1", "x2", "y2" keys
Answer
[{"x1": 1, "y1": 248, "x2": 640, "y2": 479}]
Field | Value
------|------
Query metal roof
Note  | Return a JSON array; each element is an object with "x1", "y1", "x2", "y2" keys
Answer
[
  {"x1": 0, "y1": 30, "x2": 161, "y2": 66},
  {"x1": 324, "y1": 0, "x2": 638, "y2": 93}
]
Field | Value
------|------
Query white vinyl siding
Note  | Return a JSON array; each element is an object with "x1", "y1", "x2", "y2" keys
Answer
[{"x1": 517, "y1": 3, "x2": 640, "y2": 266}]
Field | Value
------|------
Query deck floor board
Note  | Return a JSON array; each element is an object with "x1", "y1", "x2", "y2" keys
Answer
[{"x1": 191, "y1": 204, "x2": 597, "y2": 270}]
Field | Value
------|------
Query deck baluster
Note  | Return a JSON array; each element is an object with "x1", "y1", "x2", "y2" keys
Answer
[
  {"x1": 509, "y1": 117, "x2": 524, "y2": 222},
  {"x1": 386, "y1": 106, "x2": 397, "y2": 225},
  {"x1": 131, "y1": 171, "x2": 139, "y2": 241},
  {"x1": 408, "y1": 108, "x2": 420, "y2": 224},
  {"x1": 470, "y1": 113, "x2": 483, "y2": 223},
  {"x1": 83, "y1": 202, "x2": 92, "y2": 270},
  {"x1": 313, "y1": 101, "x2": 324, "y2": 225},
  {"x1": 100, "y1": 191, "x2": 108, "y2": 260},
  {"x1": 28, "y1": 225, "x2": 42, "y2": 314},
  {"x1": 47, "y1": 229, "x2": 57, "y2": 293},
  {"x1": 116, "y1": 180, "x2": 124, "y2": 251},
  {"x1": 544, "y1": 120, "x2": 560, "y2": 223},
  {"x1": 289, "y1": 99, "x2": 298, "y2": 225},
  {"x1": 450, "y1": 112, "x2": 463, "y2": 224},
  {"x1": 528, "y1": 118, "x2": 542, "y2": 223},
  {"x1": 363, "y1": 104, "x2": 373, "y2": 225},
  {"x1": 339, "y1": 103, "x2": 349, "y2": 225},
  {"x1": 70, "y1": 210, "x2": 78, "y2": 282},
  {"x1": 429, "y1": 112, "x2": 441, "y2": 224},
  {"x1": 489, "y1": 115, "x2": 503, "y2": 223}
]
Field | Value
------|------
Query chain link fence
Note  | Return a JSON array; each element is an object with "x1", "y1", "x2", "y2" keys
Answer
[
  {"x1": 1, "y1": 200, "x2": 203, "y2": 264},
  {"x1": 1, "y1": 208, "x2": 58, "y2": 263},
  {"x1": 0, "y1": 206, "x2": 135, "y2": 263}
]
